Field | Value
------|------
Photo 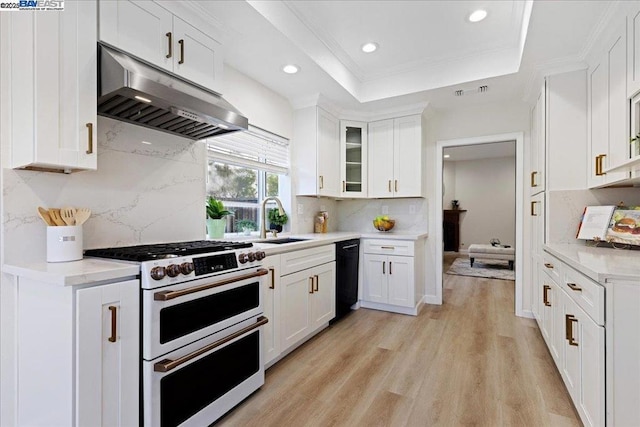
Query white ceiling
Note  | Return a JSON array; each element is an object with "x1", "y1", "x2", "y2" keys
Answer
[
  {"x1": 444, "y1": 141, "x2": 516, "y2": 162},
  {"x1": 194, "y1": 0, "x2": 613, "y2": 111}
]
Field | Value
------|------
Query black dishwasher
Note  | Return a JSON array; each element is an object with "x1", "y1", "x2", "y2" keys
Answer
[{"x1": 332, "y1": 239, "x2": 360, "y2": 322}]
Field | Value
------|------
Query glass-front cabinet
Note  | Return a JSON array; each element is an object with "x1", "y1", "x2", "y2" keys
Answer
[{"x1": 340, "y1": 120, "x2": 368, "y2": 197}]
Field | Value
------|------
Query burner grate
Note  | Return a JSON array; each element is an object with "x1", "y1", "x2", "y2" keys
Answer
[{"x1": 84, "y1": 240, "x2": 253, "y2": 262}]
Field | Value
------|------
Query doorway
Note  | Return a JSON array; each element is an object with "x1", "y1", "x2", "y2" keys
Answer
[{"x1": 434, "y1": 132, "x2": 525, "y2": 317}]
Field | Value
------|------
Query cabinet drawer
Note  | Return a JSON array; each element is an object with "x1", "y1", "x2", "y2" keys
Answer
[
  {"x1": 562, "y1": 266, "x2": 605, "y2": 326},
  {"x1": 363, "y1": 239, "x2": 414, "y2": 256},
  {"x1": 280, "y1": 245, "x2": 335, "y2": 276},
  {"x1": 542, "y1": 252, "x2": 563, "y2": 283}
]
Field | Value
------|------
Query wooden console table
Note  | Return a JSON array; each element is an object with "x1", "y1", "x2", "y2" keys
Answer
[{"x1": 443, "y1": 209, "x2": 467, "y2": 252}]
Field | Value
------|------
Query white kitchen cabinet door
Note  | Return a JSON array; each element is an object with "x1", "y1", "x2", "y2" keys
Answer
[
  {"x1": 532, "y1": 257, "x2": 542, "y2": 324},
  {"x1": 561, "y1": 293, "x2": 582, "y2": 405},
  {"x1": 262, "y1": 255, "x2": 281, "y2": 367},
  {"x1": 76, "y1": 280, "x2": 139, "y2": 427},
  {"x1": 549, "y1": 281, "x2": 563, "y2": 364},
  {"x1": 310, "y1": 262, "x2": 336, "y2": 331},
  {"x1": 577, "y1": 307, "x2": 605, "y2": 427},
  {"x1": 393, "y1": 115, "x2": 423, "y2": 197},
  {"x1": 340, "y1": 120, "x2": 368, "y2": 197},
  {"x1": 609, "y1": 21, "x2": 630, "y2": 171},
  {"x1": 363, "y1": 254, "x2": 387, "y2": 303},
  {"x1": 589, "y1": 61, "x2": 609, "y2": 188},
  {"x1": 627, "y1": 7, "x2": 640, "y2": 97},
  {"x1": 530, "y1": 84, "x2": 545, "y2": 196},
  {"x1": 172, "y1": 16, "x2": 223, "y2": 94},
  {"x1": 99, "y1": 0, "x2": 173, "y2": 72},
  {"x1": 317, "y1": 108, "x2": 341, "y2": 197},
  {"x1": 6, "y1": 1, "x2": 97, "y2": 172},
  {"x1": 280, "y1": 268, "x2": 313, "y2": 351},
  {"x1": 539, "y1": 277, "x2": 552, "y2": 343},
  {"x1": 368, "y1": 119, "x2": 395, "y2": 198},
  {"x1": 386, "y1": 255, "x2": 413, "y2": 307}
]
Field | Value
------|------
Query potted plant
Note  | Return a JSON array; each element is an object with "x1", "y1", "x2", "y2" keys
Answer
[
  {"x1": 236, "y1": 219, "x2": 257, "y2": 236},
  {"x1": 267, "y1": 207, "x2": 288, "y2": 232},
  {"x1": 206, "y1": 197, "x2": 233, "y2": 239}
]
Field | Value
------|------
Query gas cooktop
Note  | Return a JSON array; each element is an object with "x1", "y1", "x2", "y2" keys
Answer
[{"x1": 84, "y1": 240, "x2": 254, "y2": 262}]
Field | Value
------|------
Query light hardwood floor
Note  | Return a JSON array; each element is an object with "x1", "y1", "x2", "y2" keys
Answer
[{"x1": 217, "y1": 255, "x2": 581, "y2": 426}]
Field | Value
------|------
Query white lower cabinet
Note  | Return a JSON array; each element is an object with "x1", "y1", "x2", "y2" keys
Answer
[
  {"x1": 274, "y1": 245, "x2": 336, "y2": 357},
  {"x1": 361, "y1": 238, "x2": 424, "y2": 315},
  {"x1": 10, "y1": 275, "x2": 139, "y2": 427},
  {"x1": 262, "y1": 254, "x2": 281, "y2": 367}
]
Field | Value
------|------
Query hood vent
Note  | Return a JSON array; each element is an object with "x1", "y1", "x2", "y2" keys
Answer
[{"x1": 98, "y1": 45, "x2": 248, "y2": 140}]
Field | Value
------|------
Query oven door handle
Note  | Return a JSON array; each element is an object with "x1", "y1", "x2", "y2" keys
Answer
[
  {"x1": 154, "y1": 268, "x2": 269, "y2": 301},
  {"x1": 154, "y1": 316, "x2": 269, "y2": 373}
]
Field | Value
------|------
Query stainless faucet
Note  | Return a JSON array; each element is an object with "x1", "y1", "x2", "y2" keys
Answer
[{"x1": 260, "y1": 196, "x2": 285, "y2": 239}]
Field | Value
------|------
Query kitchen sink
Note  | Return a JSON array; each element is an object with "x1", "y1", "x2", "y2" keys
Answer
[{"x1": 254, "y1": 237, "x2": 310, "y2": 244}]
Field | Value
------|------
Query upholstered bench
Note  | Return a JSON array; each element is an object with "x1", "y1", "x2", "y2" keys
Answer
[{"x1": 468, "y1": 244, "x2": 515, "y2": 270}]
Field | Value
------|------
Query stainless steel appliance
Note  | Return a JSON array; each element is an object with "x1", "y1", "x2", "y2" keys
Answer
[
  {"x1": 98, "y1": 44, "x2": 248, "y2": 140},
  {"x1": 84, "y1": 240, "x2": 268, "y2": 426}
]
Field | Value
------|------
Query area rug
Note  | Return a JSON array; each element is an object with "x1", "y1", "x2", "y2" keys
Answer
[{"x1": 446, "y1": 257, "x2": 515, "y2": 281}]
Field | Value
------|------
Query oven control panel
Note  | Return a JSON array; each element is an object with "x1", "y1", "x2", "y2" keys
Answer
[{"x1": 193, "y1": 253, "x2": 238, "y2": 276}]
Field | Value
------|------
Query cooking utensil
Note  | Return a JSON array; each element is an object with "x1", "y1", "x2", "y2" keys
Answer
[
  {"x1": 74, "y1": 208, "x2": 91, "y2": 225},
  {"x1": 49, "y1": 209, "x2": 66, "y2": 226},
  {"x1": 37, "y1": 207, "x2": 55, "y2": 226},
  {"x1": 60, "y1": 207, "x2": 77, "y2": 226}
]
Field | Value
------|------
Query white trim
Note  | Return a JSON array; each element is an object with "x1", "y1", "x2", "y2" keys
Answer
[{"x1": 435, "y1": 132, "x2": 525, "y2": 317}]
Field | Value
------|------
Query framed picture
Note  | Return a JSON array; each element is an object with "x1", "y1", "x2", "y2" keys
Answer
[{"x1": 605, "y1": 207, "x2": 640, "y2": 246}]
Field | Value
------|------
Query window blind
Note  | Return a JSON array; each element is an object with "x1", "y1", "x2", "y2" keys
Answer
[{"x1": 206, "y1": 125, "x2": 290, "y2": 175}]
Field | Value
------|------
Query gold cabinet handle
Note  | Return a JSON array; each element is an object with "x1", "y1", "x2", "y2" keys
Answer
[
  {"x1": 389, "y1": 261, "x2": 392, "y2": 275},
  {"x1": 595, "y1": 154, "x2": 607, "y2": 176},
  {"x1": 542, "y1": 285, "x2": 551, "y2": 307},
  {"x1": 531, "y1": 201, "x2": 537, "y2": 216},
  {"x1": 395, "y1": 180, "x2": 398, "y2": 192},
  {"x1": 269, "y1": 267, "x2": 275, "y2": 289},
  {"x1": 388, "y1": 180, "x2": 392, "y2": 192},
  {"x1": 342, "y1": 180, "x2": 346, "y2": 192},
  {"x1": 165, "y1": 32, "x2": 172, "y2": 58},
  {"x1": 530, "y1": 171, "x2": 538, "y2": 187},
  {"x1": 309, "y1": 276, "x2": 314, "y2": 294},
  {"x1": 319, "y1": 175, "x2": 324, "y2": 189},
  {"x1": 154, "y1": 316, "x2": 268, "y2": 372},
  {"x1": 314, "y1": 275, "x2": 319, "y2": 292},
  {"x1": 544, "y1": 262, "x2": 554, "y2": 269},
  {"x1": 85, "y1": 123, "x2": 93, "y2": 154},
  {"x1": 566, "y1": 282, "x2": 582, "y2": 292},
  {"x1": 382, "y1": 261, "x2": 386, "y2": 275},
  {"x1": 565, "y1": 314, "x2": 578, "y2": 346},
  {"x1": 178, "y1": 39, "x2": 185, "y2": 64},
  {"x1": 108, "y1": 306, "x2": 117, "y2": 343}
]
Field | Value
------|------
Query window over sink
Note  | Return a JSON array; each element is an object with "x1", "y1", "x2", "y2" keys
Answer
[{"x1": 206, "y1": 126, "x2": 290, "y2": 235}]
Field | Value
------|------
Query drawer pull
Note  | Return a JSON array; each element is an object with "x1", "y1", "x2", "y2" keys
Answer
[
  {"x1": 566, "y1": 282, "x2": 582, "y2": 292},
  {"x1": 108, "y1": 306, "x2": 117, "y2": 343},
  {"x1": 85, "y1": 123, "x2": 93, "y2": 154},
  {"x1": 565, "y1": 314, "x2": 579, "y2": 346},
  {"x1": 382, "y1": 261, "x2": 386, "y2": 275},
  {"x1": 542, "y1": 285, "x2": 551, "y2": 306},
  {"x1": 544, "y1": 262, "x2": 554, "y2": 269},
  {"x1": 389, "y1": 261, "x2": 392, "y2": 275},
  {"x1": 530, "y1": 201, "x2": 537, "y2": 216},
  {"x1": 165, "y1": 32, "x2": 172, "y2": 58},
  {"x1": 314, "y1": 275, "x2": 319, "y2": 292},
  {"x1": 380, "y1": 246, "x2": 395, "y2": 250},
  {"x1": 309, "y1": 277, "x2": 314, "y2": 294},
  {"x1": 388, "y1": 180, "x2": 392, "y2": 192},
  {"x1": 531, "y1": 171, "x2": 538, "y2": 187},
  {"x1": 395, "y1": 180, "x2": 398, "y2": 192},
  {"x1": 269, "y1": 267, "x2": 275, "y2": 289},
  {"x1": 178, "y1": 39, "x2": 185, "y2": 64}
]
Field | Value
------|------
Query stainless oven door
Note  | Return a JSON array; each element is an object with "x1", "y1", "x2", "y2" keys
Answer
[
  {"x1": 143, "y1": 315, "x2": 267, "y2": 427},
  {"x1": 142, "y1": 267, "x2": 268, "y2": 360}
]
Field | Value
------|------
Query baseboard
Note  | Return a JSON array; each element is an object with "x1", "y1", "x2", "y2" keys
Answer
[
  {"x1": 423, "y1": 295, "x2": 441, "y2": 305},
  {"x1": 519, "y1": 309, "x2": 535, "y2": 319}
]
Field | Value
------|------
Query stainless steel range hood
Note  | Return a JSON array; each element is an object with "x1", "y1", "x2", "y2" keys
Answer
[{"x1": 98, "y1": 45, "x2": 248, "y2": 140}]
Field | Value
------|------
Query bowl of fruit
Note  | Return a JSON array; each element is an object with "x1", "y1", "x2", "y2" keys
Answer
[{"x1": 373, "y1": 216, "x2": 395, "y2": 232}]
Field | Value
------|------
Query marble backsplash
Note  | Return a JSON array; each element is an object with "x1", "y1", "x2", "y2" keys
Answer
[
  {"x1": 547, "y1": 188, "x2": 640, "y2": 244},
  {"x1": 336, "y1": 198, "x2": 429, "y2": 233},
  {"x1": 2, "y1": 117, "x2": 206, "y2": 263}
]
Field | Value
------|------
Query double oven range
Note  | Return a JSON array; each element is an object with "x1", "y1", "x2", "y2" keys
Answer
[{"x1": 85, "y1": 240, "x2": 269, "y2": 426}]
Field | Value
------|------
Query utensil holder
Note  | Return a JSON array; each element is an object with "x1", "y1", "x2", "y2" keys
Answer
[{"x1": 47, "y1": 226, "x2": 83, "y2": 262}]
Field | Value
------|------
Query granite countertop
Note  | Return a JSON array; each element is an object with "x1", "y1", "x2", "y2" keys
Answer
[
  {"x1": 544, "y1": 243, "x2": 640, "y2": 283},
  {"x1": 3, "y1": 258, "x2": 140, "y2": 286}
]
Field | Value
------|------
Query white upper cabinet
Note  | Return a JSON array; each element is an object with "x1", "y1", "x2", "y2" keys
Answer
[
  {"x1": 3, "y1": 1, "x2": 98, "y2": 172},
  {"x1": 99, "y1": 0, "x2": 223, "y2": 94},
  {"x1": 368, "y1": 115, "x2": 423, "y2": 198},
  {"x1": 293, "y1": 106, "x2": 340, "y2": 197},
  {"x1": 530, "y1": 84, "x2": 545, "y2": 195},
  {"x1": 340, "y1": 120, "x2": 368, "y2": 197},
  {"x1": 588, "y1": 17, "x2": 630, "y2": 187},
  {"x1": 627, "y1": 7, "x2": 640, "y2": 97}
]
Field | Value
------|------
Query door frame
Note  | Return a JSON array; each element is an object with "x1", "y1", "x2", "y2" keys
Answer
[{"x1": 434, "y1": 132, "x2": 526, "y2": 317}]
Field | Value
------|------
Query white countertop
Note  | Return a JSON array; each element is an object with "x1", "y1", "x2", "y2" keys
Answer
[
  {"x1": 3, "y1": 258, "x2": 140, "y2": 286},
  {"x1": 544, "y1": 243, "x2": 640, "y2": 283}
]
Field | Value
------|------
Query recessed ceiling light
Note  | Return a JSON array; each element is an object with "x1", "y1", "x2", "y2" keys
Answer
[
  {"x1": 468, "y1": 9, "x2": 487, "y2": 23},
  {"x1": 361, "y1": 42, "x2": 379, "y2": 53},
  {"x1": 444, "y1": 154, "x2": 451, "y2": 159},
  {"x1": 282, "y1": 64, "x2": 300, "y2": 74}
]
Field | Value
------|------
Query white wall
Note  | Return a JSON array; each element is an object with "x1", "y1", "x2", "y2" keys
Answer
[
  {"x1": 442, "y1": 161, "x2": 456, "y2": 208},
  {"x1": 449, "y1": 156, "x2": 516, "y2": 250},
  {"x1": 423, "y1": 101, "x2": 530, "y2": 304}
]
